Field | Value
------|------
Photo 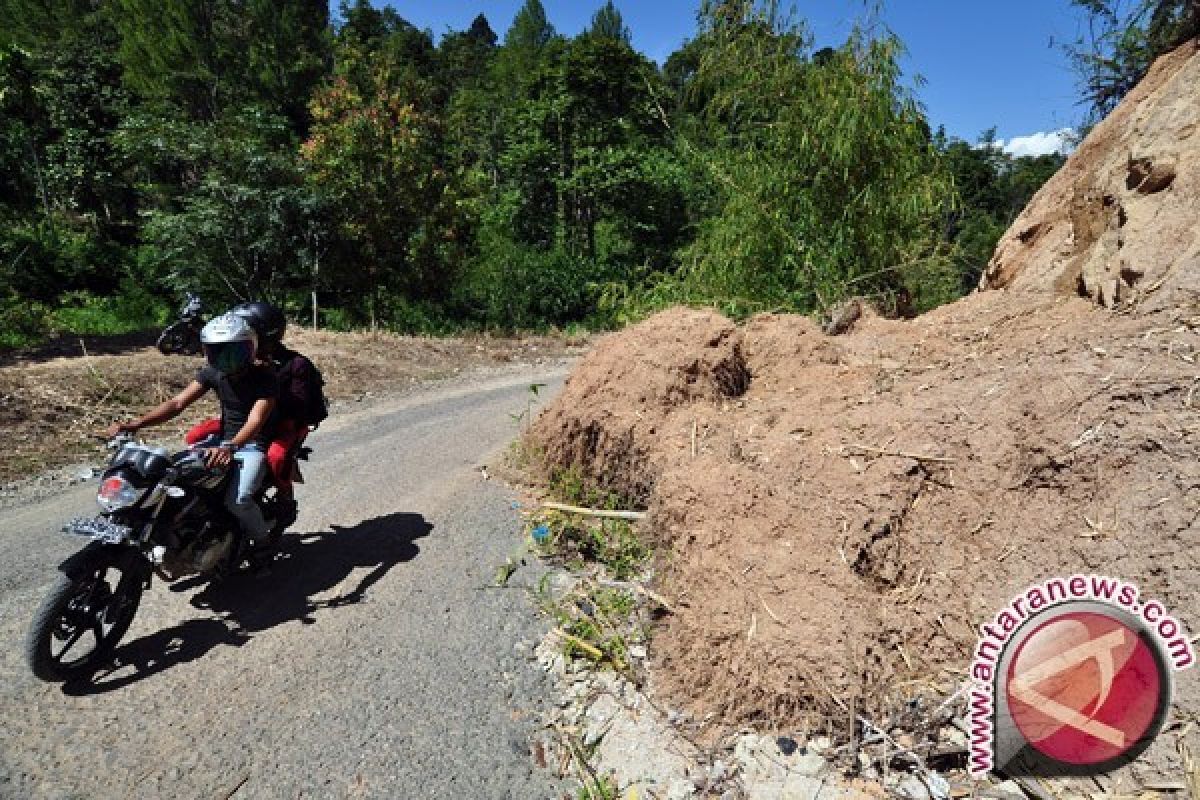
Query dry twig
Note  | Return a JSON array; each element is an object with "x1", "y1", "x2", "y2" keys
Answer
[{"x1": 843, "y1": 443, "x2": 955, "y2": 464}]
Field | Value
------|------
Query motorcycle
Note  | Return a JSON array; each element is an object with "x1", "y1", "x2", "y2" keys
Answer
[
  {"x1": 25, "y1": 433, "x2": 297, "y2": 682},
  {"x1": 156, "y1": 292, "x2": 206, "y2": 355}
]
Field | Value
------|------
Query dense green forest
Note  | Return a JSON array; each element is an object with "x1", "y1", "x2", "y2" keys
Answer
[{"x1": 5, "y1": 0, "x2": 1136, "y2": 347}]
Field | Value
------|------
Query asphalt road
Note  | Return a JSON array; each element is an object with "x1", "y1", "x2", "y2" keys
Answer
[{"x1": 0, "y1": 365, "x2": 570, "y2": 800}]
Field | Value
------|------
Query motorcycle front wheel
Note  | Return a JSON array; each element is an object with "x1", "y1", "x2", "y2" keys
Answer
[{"x1": 26, "y1": 546, "x2": 144, "y2": 682}]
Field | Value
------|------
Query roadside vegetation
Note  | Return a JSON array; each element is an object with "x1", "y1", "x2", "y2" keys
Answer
[
  {"x1": 522, "y1": 467, "x2": 652, "y2": 673},
  {"x1": 1, "y1": 0, "x2": 1118, "y2": 350}
]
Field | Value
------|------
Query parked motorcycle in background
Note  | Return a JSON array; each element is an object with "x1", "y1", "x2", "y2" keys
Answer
[
  {"x1": 156, "y1": 293, "x2": 205, "y2": 355},
  {"x1": 25, "y1": 433, "x2": 295, "y2": 682}
]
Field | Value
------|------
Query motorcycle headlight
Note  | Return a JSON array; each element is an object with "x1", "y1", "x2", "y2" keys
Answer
[{"x1": 97, "y1": 476, "x2": 140, "y2": 512}]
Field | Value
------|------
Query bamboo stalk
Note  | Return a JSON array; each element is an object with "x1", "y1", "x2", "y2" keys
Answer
[
  {"x1": 553, "y1": 628, "x2": 605, "y2": 661},
  {"x1": 542, "y1": 502, "x2": 646, "y2": 521}
]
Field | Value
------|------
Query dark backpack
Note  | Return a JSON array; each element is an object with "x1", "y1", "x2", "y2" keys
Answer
[{"x1": 279, "y1": 350, "x2": 328, "y2": 429}]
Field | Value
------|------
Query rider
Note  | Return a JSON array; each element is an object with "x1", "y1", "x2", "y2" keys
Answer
[
  {"x1": 231, "y1": 301, "x2": 315, "y2": 528},
  {"x1": 105, "y1": 313, "x2": 277, "y2": 545},
  {"x1": 185, "y1": 301, "x2": 315, "y2": 530}
]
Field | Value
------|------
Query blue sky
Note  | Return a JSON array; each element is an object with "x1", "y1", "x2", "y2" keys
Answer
[{"x1": 384, "y1": 1, "x2": 1087, "y2": 151}]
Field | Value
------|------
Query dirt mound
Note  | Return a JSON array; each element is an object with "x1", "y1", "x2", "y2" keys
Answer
[
  {"x1": 982, "y1": 38, "x2": 1200, "y2": 310},
  {"x1": 525, "y1": 43, "x2": 1200, "y2": 781},
  {"x1": 531, "y1": 308, "x2": 750, "y2": 503},
  {"x1": 530, "y1": 296, "x2": 1198, "y2": 726}
]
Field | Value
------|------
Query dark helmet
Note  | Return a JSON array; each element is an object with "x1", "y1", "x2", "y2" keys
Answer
[{"x1": 231, "y1": 301, "x2": 286, "y2": 345}]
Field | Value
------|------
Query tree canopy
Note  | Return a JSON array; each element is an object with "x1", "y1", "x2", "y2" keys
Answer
[
  {"x1": 1069, "y1": 0, "x2": 1199, "y2": 118},
  {"x1": 0, "y1": 0, "x2": 1067, "y2": 346}
]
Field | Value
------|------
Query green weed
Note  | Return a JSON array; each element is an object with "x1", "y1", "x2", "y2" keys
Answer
[
  {"x1": 575, "y1": 773, "x2": 618, "y2": 800},
  {"x1": 547, "y1": 466, "x2": 633, "y2": 512},
  {"x1": 530, "y1": 511, "x2": 647, "y2": 581},
  {"x1": 534, "y1": 577, "x2": 645, "y2": 671}
]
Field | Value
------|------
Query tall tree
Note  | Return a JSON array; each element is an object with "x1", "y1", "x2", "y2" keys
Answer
[
  {"x1": 114, "y1": 0, "x2": 329, "y2": 126},
  {"x1": 484, "y1": 0, "x2": 564, "y2": 247},
  {"x1": 302, "y1": 43, "x2": 459, "y2": 326},
  {"x1": 938, "y1": 131, "x2": 1065, "y2": 291},
  {"x1": 245, "y1": 0, "x2": 331, "y2": 133},
  {"x1": 0, "y1": 2, "x2": 139, "y2": 308},
  {"x1": 643, "y1": 3, "x2": 956, "y2": 316},
  {"x1": 440, "y1": 14, "x2": 501, "y2": 183},
  {"x1": 438, "y1": 13, "x2": 497, "y2": 93},
  {"x1": 559, "y1": 29, "x2": 675, "y2": 263},
  {"x1": 507, "y1": 0, "x2": 555, "y2": 50},
  {"x1": 140, "y1": 112, "x2": 329, "y2": 304},
  {"x1": 588, "y1": 2, "x2": 632, "y2": 43},
  {"x1": 113, "y1": 0, "x2": 244, "y2": 121},
  {"x1": 494, "y1": 0, "x2": 557, "y2": 95},
  {"x1": 332, "y1": 2, "x2": 437, "y2": 107}
]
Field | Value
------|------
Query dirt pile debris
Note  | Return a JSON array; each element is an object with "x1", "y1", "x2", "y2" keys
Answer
[{"x1": 526, "y1": 40, "x2": 1200, "y2": 783}]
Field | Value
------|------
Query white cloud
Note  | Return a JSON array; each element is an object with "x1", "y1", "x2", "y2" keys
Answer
[{"x1": 995, "y1": 128, "x2": 1076, "y2": 158}]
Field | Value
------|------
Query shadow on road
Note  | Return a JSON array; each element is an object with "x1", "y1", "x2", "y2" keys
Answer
[{"x1": 62, "y1": 511, "x2": 433, "y2": 695}]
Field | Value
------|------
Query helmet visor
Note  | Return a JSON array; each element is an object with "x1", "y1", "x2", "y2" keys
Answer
[{"x1": 204, "y1": 340, "x2": 255, "y2": 374}]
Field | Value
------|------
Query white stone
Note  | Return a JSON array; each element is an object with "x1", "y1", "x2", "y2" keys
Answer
[
  {"x1": 895, "y1": 774, "x2": 930, "y2": 800},
  {"x1": 584, "y1": 691, "x2": 700, "y2": 797},
  {"x1": 926, "y1": 772, "x2": 951, "y2": 800},
  {"x1": 666, "y1": 779, "x2": 697, "y2": 800},
  {"x1": 745, "y1": 774, "x2": 830, "y2": 800},
  {"x1": 941, "y1": 725, "x2": 968, "y2": 748},
  {"x1": 807, "y1": 736, "x2": 833, "y2": 754},
  {"x1": 985, "y1": 779, "x2": 1026, "y2": 799},
  {"x1": 790, "y1": 752, "x2": 828, "y2": 778}
]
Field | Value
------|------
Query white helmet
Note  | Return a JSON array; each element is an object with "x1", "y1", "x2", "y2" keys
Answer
[{"x1": 200, "y1": 313, "x2": 257, "y2": 374}]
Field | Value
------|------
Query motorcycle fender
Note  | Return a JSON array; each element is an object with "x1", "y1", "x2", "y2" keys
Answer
[{"x1": 58, "y1": 543, "x2": 151, "y2": 588}]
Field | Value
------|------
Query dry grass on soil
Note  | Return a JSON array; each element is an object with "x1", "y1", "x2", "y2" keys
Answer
[{"x1": 0, "y1": 327, "x2": 586, "y2": 485}]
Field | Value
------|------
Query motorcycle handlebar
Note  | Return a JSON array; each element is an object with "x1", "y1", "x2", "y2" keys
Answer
[{"x1": 92, "y1": 431, "x2": 136, "y2": 449}]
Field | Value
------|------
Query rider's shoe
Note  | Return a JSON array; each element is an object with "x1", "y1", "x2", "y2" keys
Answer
[
  {"x1": 245, "y1": 548, "x2": 277, "y2": 575},
  {"x1": 275, "y1": 497, "x2": 298, "y2": 530}
]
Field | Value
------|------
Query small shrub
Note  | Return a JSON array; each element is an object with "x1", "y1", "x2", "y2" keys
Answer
[
  {"x1": 576, "y1": 773, "x2": 618, "y2": 800},
  {"x1": 318, "y1": 307, "x2": 356, "y2": 332},
  {"x1": 547, "y1": 466, "x2": 634, "y2": 512},
  {"x1": 0, "y1": 294, "x2": 50, "y2": 349},
  {"x1": 49, "y1": 284, "x2": 169, "y2": 336},
  {"x1": 531, "y1": 511, "x2": 647, "y2": 581}
]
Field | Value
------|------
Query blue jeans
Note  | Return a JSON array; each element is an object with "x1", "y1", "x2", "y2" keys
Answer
[{"x1": 225, "y1": 444, "x2": 270, "y2": 541}]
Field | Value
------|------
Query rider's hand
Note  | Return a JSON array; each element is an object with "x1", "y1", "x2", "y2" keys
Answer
[
  {"x1": 103, "y1": 422, "x2": 133, "y2": 439},
  {"x1": 205, "y1": 445, "x2": 235, "y2": 469}
]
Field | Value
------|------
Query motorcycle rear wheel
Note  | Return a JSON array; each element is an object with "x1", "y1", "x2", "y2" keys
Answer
[
  {"x1": 26, "y1": 547, "x2": 143, "y2": 682},
  {"x1": 156, "y1": 322, "x2": 201, "y2": 356}
]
